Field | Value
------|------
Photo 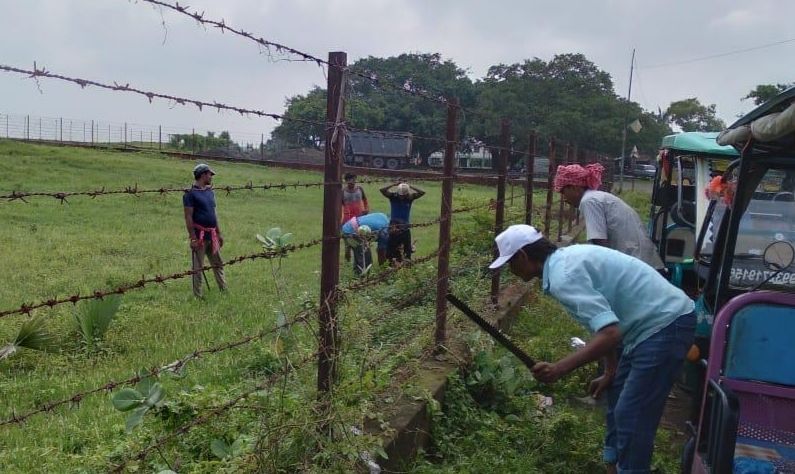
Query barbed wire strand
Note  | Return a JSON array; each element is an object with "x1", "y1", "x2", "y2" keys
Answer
[
  {"x1": 0, "y1": 307, "x2": 313, "y2": 428},
  {"x1": 136, "y1": 0, "x2": 452, "y2": 109},
  {"x1": 0, "y1": 177, "x2": 406, "y2": 203},
  {"x1": 110, "y1": 348, "x2": 319, "y2": 472},
  {"x1": 0, "y1": 239, "x2": 321, "y2": 319},
  {"x1": 2, "y1": 173, "x2": 517, "y2": 203},
  {"x1": 0, "y1": 245, "x2": 448, "y2": 428},
  {"x1": 0, "y1": 63, "x2": 326, "y2": 128},
  {"x1": 113, "y1": 262, "x2": 480, "y2": 469}
]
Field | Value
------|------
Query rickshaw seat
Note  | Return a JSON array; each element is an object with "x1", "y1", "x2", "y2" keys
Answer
[
  {"x1": 663, "y1": 225, "x2": 695, "y2": 264},
  {"x1": 698, "y1": 292, "x2": 795, "y2": 473},
  {"x1": 725, "y1": 303, "x2": 795, "y2": 386}
]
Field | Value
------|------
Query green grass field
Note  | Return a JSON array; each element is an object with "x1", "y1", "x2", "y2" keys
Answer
[{"x1": 1, "y1": 140, "x2": 542, "y2": 472}]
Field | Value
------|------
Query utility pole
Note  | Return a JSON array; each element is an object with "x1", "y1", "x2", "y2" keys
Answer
[{"x1": 619, "y1": 48, "x2": 635, "y2": 194}]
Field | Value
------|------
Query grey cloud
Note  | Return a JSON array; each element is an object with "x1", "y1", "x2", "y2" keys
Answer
[{"x1": 0, "y1": 0, "x2": 792, "y2": 141}]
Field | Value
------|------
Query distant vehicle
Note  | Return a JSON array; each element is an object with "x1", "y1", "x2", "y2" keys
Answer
[
  {"x1": 631, "y1": 163, "x2": 657, "y2": 179},
  {"x1": 506, "y1": 157, "x2": 552, "y2": 179},
  {"x1": 344, "y1": 131, "x2": 413, "y2": 169}
]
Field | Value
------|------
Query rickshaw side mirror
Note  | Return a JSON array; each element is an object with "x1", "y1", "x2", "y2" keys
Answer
[{"x1": 763, "y1": 241, "x2": 795, "y2": 271}]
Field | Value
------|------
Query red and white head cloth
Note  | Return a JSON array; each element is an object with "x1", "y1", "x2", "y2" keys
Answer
[{"x1": 553, "y1": 163, "x2": 604, "y2": 192}]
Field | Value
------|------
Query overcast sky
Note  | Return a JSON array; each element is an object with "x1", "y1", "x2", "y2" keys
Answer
[{"x1": 0, "y1": 0, "x2": 793, "y2": 145}]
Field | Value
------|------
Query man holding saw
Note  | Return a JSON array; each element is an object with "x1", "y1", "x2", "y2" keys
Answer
[{"x1": 488, "y1": 224, "x2": 695, "y2": 474}]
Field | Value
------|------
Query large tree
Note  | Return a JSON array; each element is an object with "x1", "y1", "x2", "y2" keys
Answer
[
  {"x1": 270, "y1": 53, "x2": 476, "y2": 162},
  {"x1": 470, "y1": 54, "x2": 669, "y2": 166},
  {"x1": 270, "y1": 87, "x2": 326, "y2": 148},
  {"x1": 271, "y1": 52, "x2": 671, "y2": 165},
  {"x1": 664, "y1": 98, "x2": 726, "y2": 132},
  {"x1": 743, "y1": 83, "x2": 793, "y2": 106},
  {"x1": 346, "y1": 53, "x2": 477, "y2": 162}
]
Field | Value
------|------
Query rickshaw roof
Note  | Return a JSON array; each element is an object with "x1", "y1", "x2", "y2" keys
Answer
[
  {"x1": 660, "y1": 132, "x2": 739, "y2": 157},
  {"x1": 719, "y1": 86, "x2": 795, "y2": 154}
]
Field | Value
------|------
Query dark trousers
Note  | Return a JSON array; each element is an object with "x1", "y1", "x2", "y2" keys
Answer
[
  {"x1": 387, "y1": 228, "x2": 412, "y2": 262},
  {"x1": 604, "y1": 312, "x2": 696, "y2": 471}
]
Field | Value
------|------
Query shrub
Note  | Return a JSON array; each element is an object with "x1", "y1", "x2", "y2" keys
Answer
[
  {"x1": 73, "y1": 295, "x2": 122, "y2": 353},
  {"x1": 0, "y1": 316, "x2": 56, "y2": 360}
]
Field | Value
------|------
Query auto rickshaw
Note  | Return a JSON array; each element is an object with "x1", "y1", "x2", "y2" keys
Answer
[
  {"x1": 682, "y1": 86, "x2": 795, "y2": 473},
  {"x1": 650, "y1": 132, "x2": 739, "y2": 293}
]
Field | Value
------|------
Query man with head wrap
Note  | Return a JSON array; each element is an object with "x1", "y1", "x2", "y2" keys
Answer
[{"x1": 554, "y1": 163, "x2": 663, "y2": 272}]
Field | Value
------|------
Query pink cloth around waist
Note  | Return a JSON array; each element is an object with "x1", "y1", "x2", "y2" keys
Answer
[{"x1": 193, "y1": 223, "x2": 220, "y2": 255}]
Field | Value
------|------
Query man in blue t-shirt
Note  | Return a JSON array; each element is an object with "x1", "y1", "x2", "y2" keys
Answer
[
  {"x1": 341, "y1": 212, "x2": 390, "y2": 274},
  {"x1": 380, "y1": 181, "x2": 425, "y2": 261},
  {"x1": 183, "y1": 163, "x2": 227, "y2": 297},
  {"x1": 489, "y1": 225, "x2": 695, "y2": 474}
]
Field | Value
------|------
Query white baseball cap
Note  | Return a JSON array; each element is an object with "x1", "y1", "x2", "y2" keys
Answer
[{"x1": 488, "y1": 224, "x2": 544, "y2": 269}]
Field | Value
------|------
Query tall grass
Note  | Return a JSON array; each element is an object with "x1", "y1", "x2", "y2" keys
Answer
[{"x1": 0, "y1": 140, "x2": 510, "y2": 472}]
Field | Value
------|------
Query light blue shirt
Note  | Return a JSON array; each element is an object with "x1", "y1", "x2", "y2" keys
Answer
[
  {"x1": 542, "y1": 245, "x2": 694, "y2": 353},
  {"x1": 341, "y1": 212, "x2": 389, "y2": 235}
]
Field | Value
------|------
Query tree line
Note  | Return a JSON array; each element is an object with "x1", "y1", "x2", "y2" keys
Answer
[{"x1": 270, "y1": 52, "x2": 791, "y2": 165}]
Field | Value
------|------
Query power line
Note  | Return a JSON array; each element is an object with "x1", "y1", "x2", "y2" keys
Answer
[{"x1": 641, "y1": 37, "x2": 795, "y2": 70}]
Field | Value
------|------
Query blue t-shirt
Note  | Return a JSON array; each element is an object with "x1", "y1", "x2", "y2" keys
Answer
[
  {"x1": 542, "y1": 245, "x2": 694, "y2": 353},
  {"x1": 183, "y1": 187, "x2": 218, "y2": 238},
  {"x1": 341, "y1": 212, "x2": 389, "y2": 249},
  {"x1": 386, "y1": 193, "x2": 417, "y2": 223},
  {"x1": 341, "y1": 212, "x2": 389, "y2": 234}
]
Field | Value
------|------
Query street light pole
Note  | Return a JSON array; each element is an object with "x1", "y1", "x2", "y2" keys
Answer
[{"x1": 619, "y1": 48, "x2": 635, "y2": 194}]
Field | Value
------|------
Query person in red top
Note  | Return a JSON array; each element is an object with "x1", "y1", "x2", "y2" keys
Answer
[{"x1": 342, "y1": 173, "x2": 369, "y2": 261}]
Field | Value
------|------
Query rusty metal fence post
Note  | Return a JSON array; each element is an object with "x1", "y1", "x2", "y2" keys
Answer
[
  {"x1": 490, "y1": 118, "x2": 510, "y2": 305},
  {"x1": 556, "y1": 143, "x2": 568, "y2": 242},
  {"x1": 544, "y1": 137, "x2": 556, "y2": 236},
  {"x1": 317, "y1": 51, "x2": 346, "y2": 401},
  {"x1": 434, "y1": 97, "x2": 458, "y2": 346},
  {"x1": 525, "y1": 131, "x2": 536, "y2": 225}
]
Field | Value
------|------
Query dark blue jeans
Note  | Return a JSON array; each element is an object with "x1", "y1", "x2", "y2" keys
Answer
[{"x1": 604, "y1": 312, "x2": 696, "y2": 473}]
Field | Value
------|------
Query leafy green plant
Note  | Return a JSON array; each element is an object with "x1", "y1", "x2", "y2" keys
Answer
[
  {"x1": 73, "y1": 295, "x2": 122, "y2": 353},
  {"x1": 0, "y1": 316, "x2": 56, "y2": 360},
  {"x1": 256, "y1": 228, "x2": 296, "y2": 355},
  {"x1": 112, "y1": 374, "x2": 166, "y2": 433},
  {"x1": 256, "y1": 227, "x2": 293, "y2": 252},
  {"x1": 465, "y1": 350, "x2": 532, "y2": 413},
  {"x1": 211, "y1": 436, "x2": 247, "y2": 460}
]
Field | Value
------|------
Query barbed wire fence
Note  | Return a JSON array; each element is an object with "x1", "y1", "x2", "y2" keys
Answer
[{"x1": 0, "y1": 1, "x2": 616, "y2": 470}]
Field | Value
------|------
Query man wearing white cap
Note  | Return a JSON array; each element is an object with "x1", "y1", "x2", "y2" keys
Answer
[
  {"x1": 183, "y1": 163, "x2": 227, "y2": 297},
  {"x1": 489, "y1": 224, "x2": 695, "y2": 474}
]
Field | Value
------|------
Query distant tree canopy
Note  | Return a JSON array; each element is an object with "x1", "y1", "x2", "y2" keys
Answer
[
  {"x1": 664, "y1": 98, "x2": 726, "y2": 133},
  {"x1": 169, "y1": 131, "x2": 233, "y2": 151},
  {"x1": 743, "y1": 83, "x2": 794, "y2": 106},
  {"x1": 270, "y1": 52, "x2": 673, "y2": 165},
  {"x1": 470, "y1": 54, "x2": 670, "y2": 165}
]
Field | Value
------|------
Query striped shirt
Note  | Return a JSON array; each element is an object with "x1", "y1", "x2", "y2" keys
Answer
[
  {"x1": 342, "y1": 186, "x2": 368, "y2": 223},
  {"x1": 579, "y1": 190, "x2": 663, "y2": 269}
]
